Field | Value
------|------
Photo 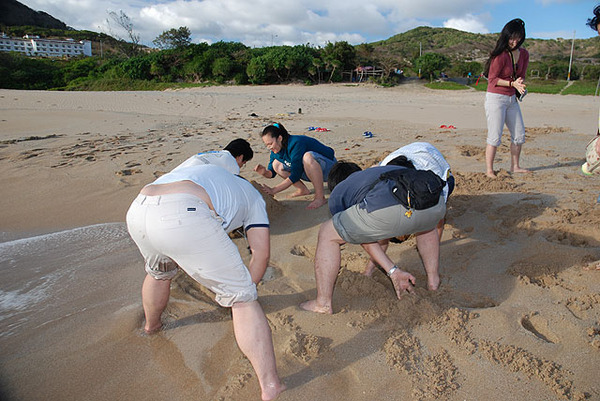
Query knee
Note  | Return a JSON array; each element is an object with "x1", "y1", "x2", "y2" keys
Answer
[
  {"x1": 303, "y1": 152, "x2": 317, "y2": 167},
  {"x1": 272, "y1": 160, "x2": 285, "y2": 174},
  {"x1": 318, "y1": 220, "x2": 341, "y2": 242}
]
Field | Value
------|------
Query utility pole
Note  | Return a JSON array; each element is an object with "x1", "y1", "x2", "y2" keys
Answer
[
  {"x1": 418, "y1": 42, "x2": 422, "y2": 78},
  {"x1": 567, "y1": 30, "x2": 575, "y2": 81}
]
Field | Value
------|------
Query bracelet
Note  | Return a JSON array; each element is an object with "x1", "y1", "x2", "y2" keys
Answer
[
  {"x1": 387, "y1": 265, "x2": 399, "y2": 277},
  {"x1": 509, "y1": 80, "x2": 513, "y2": 87}
]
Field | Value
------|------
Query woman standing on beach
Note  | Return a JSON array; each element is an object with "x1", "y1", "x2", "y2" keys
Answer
[
  {"x1": 484, "y1": 18, "x2": 530, "y2": 178},
  {"x1": 254, "y1": 123, "x2": 336, "y2": 209}
]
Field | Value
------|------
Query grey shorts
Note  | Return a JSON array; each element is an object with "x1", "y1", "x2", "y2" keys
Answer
[
  {"x1": 485, "y1": 92, "x2": 526, "y2": 146},
  {"x1": 284, "y1": 151, "x2": 337, "y2": 181},
  {"x1": 332, "y1": 196, "x2": 446, "y2": 244}
]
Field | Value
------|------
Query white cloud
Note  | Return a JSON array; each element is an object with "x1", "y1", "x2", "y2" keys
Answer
[
  {"x1": 531, "y1": 30, "x2": 576, "y2": 39},
  {"x1": 15, "y1": 0, "x2": 499, "y2": 47},
  {"x1": 443, "y1": 14, "x2": 490, "y2": 34}
]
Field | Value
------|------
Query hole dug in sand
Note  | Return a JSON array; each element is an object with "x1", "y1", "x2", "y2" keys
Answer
[{"x1": 520, "y1": 312, "x2": 560, "y2": 344}]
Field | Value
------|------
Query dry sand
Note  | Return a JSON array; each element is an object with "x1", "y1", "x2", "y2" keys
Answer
[{"x1": 0, "y1": 83, "x2": 599, "y2": 401}]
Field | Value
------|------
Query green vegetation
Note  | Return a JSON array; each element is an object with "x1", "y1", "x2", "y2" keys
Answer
[
  {"x1": 152, "y1": 27, "x2": 192, "y2": 50},
  {"x1": 432, "y1": 78, "x2": 600, "y2": 96},
  {"x1": 414, "y1": 53, "x2": 450, "y2": 80},
  {"x1": 0, "y1": 24, "x2": 598, "y2": 92},
  {"x1": 561, "y1": 80, "x2": 599, "y2": 96},
  {"x1": 425, "y1": 81, "x2": 470, "y2": 90},
  {"x1": 525, "y1": 80, "x2": 568, "y2": 94},
  {"x1": 0, "y1": 37, "x2": 360, "y2": 90}
]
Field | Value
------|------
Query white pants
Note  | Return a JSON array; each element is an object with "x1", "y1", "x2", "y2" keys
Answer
[
  {"x1": 485, "y1": 92, "x2": 526, "y2": 147},
  {"x1": 126, "y1": 193, "x2": 257, "y2": 307}
]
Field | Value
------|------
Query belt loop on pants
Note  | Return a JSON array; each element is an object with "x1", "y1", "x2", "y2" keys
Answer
[{"x1": 138, "y1": 194, "x2": 162, "y2": 205}]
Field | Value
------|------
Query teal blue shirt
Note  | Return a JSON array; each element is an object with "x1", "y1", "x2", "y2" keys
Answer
[{"x1": 267, "y1": 135, "x2": 335, "y2": 183}]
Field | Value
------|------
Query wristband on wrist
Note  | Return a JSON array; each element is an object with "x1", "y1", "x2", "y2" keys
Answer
[
  {"x1": 387, "y1": 265, "x2": 399, "y2": 277},
  {"x1": 509, "y1": 80, "x2": 513, "y2": 87}
]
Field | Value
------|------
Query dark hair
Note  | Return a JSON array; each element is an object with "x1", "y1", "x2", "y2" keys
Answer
[
  {"x1": 386, "y1": 155, "x2": 415, "y2": 169},
  {"x1": 587, "y1": 4, "x2": 600, "y2": 31},
  {"x1": 261, "y1": 123, "x2": 290, "y2": 150},
  {"x1": 224, "y1": 138, "x2": 253, "y2": 162},
  {"x1": 484, "y1": 18, "x2": 526, "y2": 76},
  {"x1": 327, "y1": 161, "x2": 362, "y2": 192}
]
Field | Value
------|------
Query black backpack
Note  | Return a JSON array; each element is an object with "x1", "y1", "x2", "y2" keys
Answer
[{"x1": 374, "y1": 168, "x2": 445, "y2": 210}]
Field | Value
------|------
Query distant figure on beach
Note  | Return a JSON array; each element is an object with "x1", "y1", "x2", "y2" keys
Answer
[
  {"x1": 484, "y1": 18, "x2": 530, "y2": 178},
  {"x1": 254, "y1": 123, "x2": 336, "y2": 209},
  {"x1": 172, "y1": 138, "x2": 254, "y2": 174},
  {"x1": 126, "y1": 155, "x2": 286, "y2": 400},
  {"x1": 369, "y1": 142, "x2": 454, "y2": 275},
  {"x1": 300, "y1": 161, "x2": 446, "y2": 314}
]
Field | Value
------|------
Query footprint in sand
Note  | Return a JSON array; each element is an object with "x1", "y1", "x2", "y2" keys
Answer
[
  {"x1": 115, "y1": 168, "x2": 142, "y2": 176},
  {"x1": 270, "y1": 313, "x2": 332, "y2": 362},
  {"x1": 285, "y1": 329, "x2": 332, "y2": 363},
  {"x1": 290, "y1": 244, "x2": 315, "y2": 259},
  {"x1": 586, "y1": 326, "x2": 600, "y2": 349},
  {"x1": 520, "y1": 312, "x2": 560, "y2": 344},
  {"x1": 261, "y1": 264, "x2": 282, "y2": 282}
]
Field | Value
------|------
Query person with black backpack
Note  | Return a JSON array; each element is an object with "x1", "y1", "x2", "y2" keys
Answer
[
  {"x1": 361, "y1": 142, "x2": 455, "y2": 277},
  {"x1": 300, "y1": 161, "x2": 446, "y2": 315}
]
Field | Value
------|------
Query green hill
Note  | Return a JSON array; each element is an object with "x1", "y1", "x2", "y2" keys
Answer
[
  {"x1": 0, "y1": 0, "x2": 69, "y2": 30},
  {"x1": 368, "y1": 26, "x2": 600, "y2": 64}
]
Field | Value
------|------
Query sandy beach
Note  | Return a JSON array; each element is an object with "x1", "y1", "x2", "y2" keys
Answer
[{"x1": 0, "y1": 83, "x2": 599, "y2": 401}]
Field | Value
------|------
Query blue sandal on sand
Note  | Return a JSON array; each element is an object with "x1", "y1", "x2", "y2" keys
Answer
[{"x1": 363, "y1": 131, "x2": 373, "y2": 138}]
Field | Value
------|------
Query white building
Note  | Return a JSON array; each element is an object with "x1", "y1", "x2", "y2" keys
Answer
[{"x1": 0, "y1": 34, "x2": 92, "y2": 57}]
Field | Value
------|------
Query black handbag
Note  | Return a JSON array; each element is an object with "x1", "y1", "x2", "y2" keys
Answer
[{"x1": 375, "y1": 168, "x2": 445, "y2": 211}]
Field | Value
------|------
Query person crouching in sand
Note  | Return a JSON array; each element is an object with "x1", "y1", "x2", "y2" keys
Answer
[
  {"x1": 126, "y1": 150, "x2": 285, "y2": 400},
  {"x1": 254, "y1": 123, "x2": 336, "y2": 209},
  {"x1": 300, "y1": 161, "x2": 446, "y2": 314},
  {"x1": 364, "y1": 142, "x2": 454, "y2": 276}
]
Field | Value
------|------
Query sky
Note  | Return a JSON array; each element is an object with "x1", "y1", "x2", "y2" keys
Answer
[{"x1": 16, "y1": 0, "x2": 600, "y2": 48}]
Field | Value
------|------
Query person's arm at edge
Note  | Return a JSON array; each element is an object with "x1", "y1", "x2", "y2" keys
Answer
[
  {"x1": 287, "y1": 137, "x2": 308, "y2": 184},
  {"x1": 246, "y1": 226, "x2": 270, "y2": 284},
  {"x1": 269, "y1": 177, "x2": 294, "y2": 194},
  {"x1": 488, "y1": 54, "x2": 513, "y2": 89},
  {"x1": 267, "y1": 136, "x2": 305, "y2": 194},
  {"x1": 254, "y1": 152, "x2": 276, "y2": 179},
  {"x1": 361, "y1": 242, "x2": 415, "y2": 298}
]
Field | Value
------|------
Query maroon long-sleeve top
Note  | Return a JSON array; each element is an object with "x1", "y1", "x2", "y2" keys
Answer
[{"x1": 487, "y1": 48, "x2": 529, "y2": 96}]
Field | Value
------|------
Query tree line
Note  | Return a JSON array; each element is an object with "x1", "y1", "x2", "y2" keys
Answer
[{"x1": 0, "y1": 24, "x2": 598, "y2": 90}]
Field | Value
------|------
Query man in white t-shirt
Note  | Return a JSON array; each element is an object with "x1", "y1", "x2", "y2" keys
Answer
[
  {"x1": 126, "y1": 163, "x2": 285, "y2": 400},
  {"x1": 172, "y1": 138, "x2": 254, "y2": 174}
]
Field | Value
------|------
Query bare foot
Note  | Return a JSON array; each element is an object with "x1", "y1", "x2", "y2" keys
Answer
[
  {"x1": 300, "y1": 299, "x2": 333, "y2": 314},
  {"x1": 306, "y1": 197, "x2": 327, "y2": 209},
  {"x1": 262, "y1": 381, "x2": 287, "y2": 401},
  {"x1": 427, "y1": 274, "x2": 440, "y2": 291},
  {"x1": 363, "y1": 261, "x2": 376, "y2": 276},
  {"x1": 511, "y1": 167, "x2": 531, "y2": 173},
  {"x1": 486, "y1": 171, "x2": 497, "y2": 179},
  {"x1": 287, "y1": 188, "x2": 311, "y2": 198},
  {"x1": 144, "y1": 322, "x2": 162, "y2": 334}
]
